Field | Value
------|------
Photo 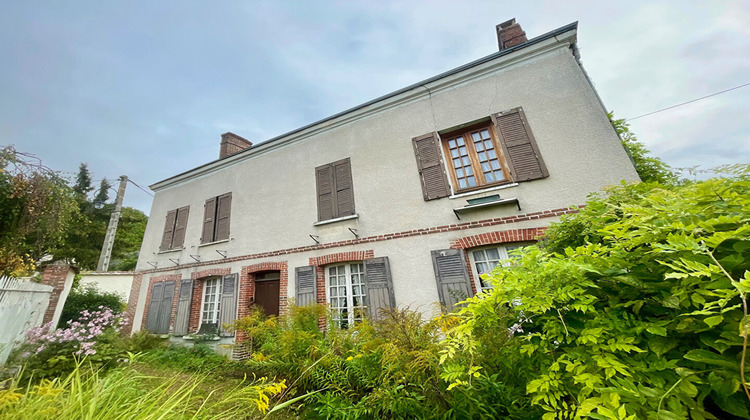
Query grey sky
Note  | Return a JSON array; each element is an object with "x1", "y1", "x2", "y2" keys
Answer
[{"x1": 2, "y1": 1, "x2": 748, "y2": 214}]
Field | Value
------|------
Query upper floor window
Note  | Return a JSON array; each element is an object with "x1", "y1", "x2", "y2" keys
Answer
[
  {"x1": 160, "y1": 206, "x2": 189, "y2": 251},
  {"x1": 441, "y1": 123, "x2": 511, "y2": 191},
  {"x1": 470, "y1": 243, "x2": 532, "y2": 291},
  {"x1": 315, "y1": 158, "x2": 355, "y2": 222},
  {"x1": 327, "y1": 262, "x2": 366, "y2": 328},
  {"x1": 201, "y1": 193, "x2": 232, "y2": 244}
]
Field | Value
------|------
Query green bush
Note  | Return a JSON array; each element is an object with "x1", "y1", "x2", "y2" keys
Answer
[
  {"x1": 141, "y1": 343, "x2": 232, "y2": 374},
  {"x1": 58, "y1": 283, "x2": 124, "y2": 328}
]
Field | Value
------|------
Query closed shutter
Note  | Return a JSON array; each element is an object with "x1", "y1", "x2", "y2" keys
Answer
[
  {"x1": 333, "y1": 158, "x2": 355, "y2": 217},
  {"x1": 160, "y1": 210, "x2": 177, "y2": 251},
  {"x1": 173, "y1": 279, "x2": 193, "y2": 336},
  {"x1": 156, "y1": 281, "x2": 176, "y2": 334},
  {"x1": 431, "y1": 249, "x2": 473, "y2": 310},
  {"x1": 295, "y1": 266, "x2": 317, "y2": 306},
  {"x1": 364, "y1": 257, "x2": 395, "y2": 321},
  {"x1": 201, "y1": 197, "x2": 217, "y2": 243},
  {"x1": 171, "y1": 207, "x2": 189, "y2": 250},
  {"x1": 316, "y1": 164, "x2": 335, "y2": 221},
  {"x1": 145, "y1": 282, "x2": 164, "y2": 332},
  {"x1": 491, "y1": 108, "x2": 548, "y2": 182},
  {"x1": 215, "y1": 193, "x2": 232, "y2": 241},
  {"x1": 219, "y1": 273, "x2": 238, "y2": 337},
  {"x1": 413, "y1": 132, "x2": 451, "y2": 201}
]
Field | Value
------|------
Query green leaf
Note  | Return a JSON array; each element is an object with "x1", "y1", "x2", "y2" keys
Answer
[
  {"x1": 709, "y1": 370, "x2": 740, "y2": 397},
  {"x1": 662, "y1": 296, "x2": 681, "y2": 309},
  {"x1": 646, "y1": 326, "x2": 667, "y2": 336},
  {"x1": 684, "y1": 349, "x2": 738, "y2": 370},
  {"x1": 704, "y1": 315, "x2": 724, "y2": 328}
]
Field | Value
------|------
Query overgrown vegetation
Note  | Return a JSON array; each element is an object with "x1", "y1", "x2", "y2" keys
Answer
[
  {"x1": 609, "y1": 112, "x2": 679, "y2": 185},
  {"x1": 58, "y1": 283, "x2": 124, "y2": 327}
]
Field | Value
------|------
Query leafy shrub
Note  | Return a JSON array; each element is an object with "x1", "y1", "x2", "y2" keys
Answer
[
  {"x1": 58, "y1": 283, "x2": 124, "y2": 327},
  {"x1": 444, "y1": 165, "x2": 750, "y2": 419},
  {"x1": 141, "y1": 343, "x2": 231, "y2": 374}
]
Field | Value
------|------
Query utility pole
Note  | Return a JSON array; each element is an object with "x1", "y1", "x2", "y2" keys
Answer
[{"x1": 97, "y1": 175, "x2": 128, "y2": 271}]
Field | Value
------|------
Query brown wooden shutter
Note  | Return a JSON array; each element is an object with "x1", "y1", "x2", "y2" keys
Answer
[
  {"x1": 413, "y1": 132, "x2": 451, "y2": 201},
  {"x1": 145, "y1": 282, "x2": 163, "y2": 332},
  {"x1": 295, "y1": 266, "x2": 317, "y2": 306},
  {"x1": 364, "y1": 257, "x2": 395, "y2": 321},
  {"x1": 219, "y1": 273, "x2": 238, "y2": 337},
  {"x1": 316, "y1": 164, "x2": 335, "y2": 221},
  {"x1": 201, "y1": 197, "x2": 217, "y2": 243},
  {"x1": 160, "y1": 210, "x2": 177, "y2": 251},
  {"x1": 215, "y1": 193, "x2": 232, "y2": 241},
  {"x1": 431, "y1": 249, "x2": 473, "y2": 310},
  {"x1": 156, "y1": 281, "x2": 176, "y2": 334},
  {"x1": 171, "y1": 206, "x2": 189, "y2": 249},
  {"x1": 333, "y1": 158, "x2": 355, "y2": 217},
  {"x1": 491, "y1": 108, "x2": 548, "y2": 182},
  {"x1": 173, "y1": 279, "x2": 193, "y2": 336}
]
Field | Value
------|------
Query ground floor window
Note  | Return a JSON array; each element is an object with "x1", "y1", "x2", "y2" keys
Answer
[
  {"x1": 471, "y1": 243, "x2": 532, "y2": 291},
  {"x1": 327, "y1": 262, "x2": 366, "y2": 328},
  {"x1": 201, "y1": 277, "x2": 223, "y2": 324}
]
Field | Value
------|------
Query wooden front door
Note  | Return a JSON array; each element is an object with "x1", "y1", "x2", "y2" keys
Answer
[{"x1": 255, "y1": 272, "x2": 280, "y2": 317}]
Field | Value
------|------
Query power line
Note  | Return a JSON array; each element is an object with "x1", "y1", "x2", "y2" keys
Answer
[
  {"x1": 128, "y1": 178, "x2": 154, "y2": 197},
  {"x1": 626, "y1": 81, "x2": 750, "y2": 121}
]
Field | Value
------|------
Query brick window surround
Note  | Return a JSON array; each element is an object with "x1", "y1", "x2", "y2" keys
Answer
[
  {"x1": 139, "y1": 274, "x2": 182, "y2": 332},
  {"x1": 236, "y1": 262, "x2": 289, "y2": 344},
  {"x1": 450, "y1": 227, "x2": 546, "y2": 295},
  {"x1": 188, "y1": 268, "x2": 232, "y2": 333},
  {"x1": 310, "y1": 250, "x2": 374, "y2": 306}
]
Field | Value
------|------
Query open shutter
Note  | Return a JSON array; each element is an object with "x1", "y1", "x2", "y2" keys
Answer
[
  {"x1": 333, "y1": 158, "x2": 355, "y2": 217},
  {"x1": 173, "y1": 279, "x2": 193, "y2": 336},
  {"x1": 491, "y1": 108, "x2": 548, "y2": 182},
  {"x1": 215, "y1": 193, "x2": 232, "y2": 241},
  {"x1": 219, "y1": 273, "x2": 238, "y2": 337},
  {"x1": 364, "y1": 257, "x2": 395, "y2": 321},
  {"x1": 413, "y1": 132, "x2": 451, "y2": 201},
  {"x1": 160, "y1": 210, "x2": 177, "y2": 251},
  {"x1": 156, "y1": 281, "x2": 176, "y2": 334},
  {"x1": 316, "y1": 164, "x2": 335, "y2": 221},
  {"x1": 201, "y1": 197, "x2": 217, "y2": 243},
  {"x1": 171, "y1": 207, "x2": 189, "y2": 250},
  {"x1": 431, "y1": 249, "x2": 473, "y2": 310},
  {"x1": 295, "y1": 266, "x2": 317, "y2": 306},
  {"x1": 146, "y1": 282, "x2": 164, "y2": 332}
]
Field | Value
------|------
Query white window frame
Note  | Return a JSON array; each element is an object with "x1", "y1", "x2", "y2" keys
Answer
[
  {"x1": 469, "y1": 242, "x2": 533, "y2": 291},
  {"x1": 200, "y1": 276, "x2": 223, "y2": 325},
  {"x1": 326, "y1": 262, "x2": 367, "y2": 328}
]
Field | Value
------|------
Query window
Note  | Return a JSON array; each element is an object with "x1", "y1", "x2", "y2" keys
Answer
[
  {"x1": 201, "y1": 277, "x2": 222, "y2": 324},
  {"x1": 412, "y1": 107, "x2": 548, "y2": 201},
  {"x1": 471, "y1": 243, "x2": 531, "y2": 291},
  {"x1": 201, "y1": 193, "x2": 232, "y2": 244},
  {"x1": 441, "y1": 123, "x2": 511, "y2": 191},
  {"x1": 315, "y1": 158, "x2": 355, "y2": 221},
  {"x1": 327, "y1": 262, "x2": 367, "y2": 328},
  {"x1": 159, "y1": 206, "x2": 189, "y2": 251}
]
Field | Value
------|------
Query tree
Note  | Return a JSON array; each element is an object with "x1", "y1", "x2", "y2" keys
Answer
[
  {"x1": 93, "y1": 178, "x2": 111, "y2": 207},
  {"x1": 72, "y1": 163, "x2": 94, "y2": 197},
  {"x1": 0, "y1": 146, "x2": 78, "y2": 276},
  {"x1": 609, "y1": 112, "x2": 679, "y2": 185}
]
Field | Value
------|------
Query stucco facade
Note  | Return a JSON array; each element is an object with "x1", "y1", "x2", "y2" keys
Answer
[{"x1": 126, "y1": 21, "x2": 638, "y2": 345}]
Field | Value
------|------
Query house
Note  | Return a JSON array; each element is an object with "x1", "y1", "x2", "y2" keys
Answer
[{"x1": 124, "y1": 19, "x2": 639, "y2": 348}]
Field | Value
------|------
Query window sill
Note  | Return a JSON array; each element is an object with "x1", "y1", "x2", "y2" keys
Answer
[
  {"x1": 449, "y1": 183, "x2": 518, "y2": 200},
  {"x1": 183, "y1": 335, "x2": 221, "y2": 341},
  {"x1": 198, "y1": 239, "x2": 230, "y2": 248},
  {"x1": 314, "y1": 214, "x2": 359, "y2": 226},
  {"x1": 157, "y1": 248, "x2": 184, "y2": 254}
]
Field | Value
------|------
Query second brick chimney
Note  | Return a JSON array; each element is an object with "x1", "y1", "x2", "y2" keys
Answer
[
  {"x1": 219, "y1": 132, "x2": 253, "y2": 159},
  {"x1": 496, "y1": 18, "x2": 528, "y2": 51}
]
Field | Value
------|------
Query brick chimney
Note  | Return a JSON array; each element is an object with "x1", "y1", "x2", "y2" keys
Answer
[
  {"x1": 496, "y1": 18, "x2": 527, "y2": 51},
  {"x1": 219, "y1": 132, "x2": 253, "y2": 159}
]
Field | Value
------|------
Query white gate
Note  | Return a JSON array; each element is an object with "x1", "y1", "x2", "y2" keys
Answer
[{"x1": 0, "y1": 276, "x2": 53, "y2": 365}]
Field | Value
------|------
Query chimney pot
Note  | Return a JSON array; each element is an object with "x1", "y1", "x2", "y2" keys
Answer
[
  {"x1": 219, "y1": 132, "x2": 253, "y2": 159},
  {"x1": 496, "y1": 18, "x2": 527, "y2": 51}
]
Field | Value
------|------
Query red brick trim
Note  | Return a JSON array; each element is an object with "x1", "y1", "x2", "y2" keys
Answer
[
  {"x1": 134, "y1": 208, "x2": 580, "y2": 276},
  {"x1": 449, "y1": 227, "x2": 547, "y2": 249},
  {"x1": 41, "y1": 263, "x2": 74, "y2": 325},
  {"x1": 308, "y1": 250, "x2": 375, "y2": 267},
  {"x1": 236, "y1": 262, "x2": 289, "y2": 343},
  {"x1": 123, "y1": 273, "x2": 143, "y2": 334},
  {"x1": 139, "y1": 274, "x2": 182, "y2": 331},
  {"x1": 186, "y1": 268, "x2": 233, "y2": 333},
  {"x1": 191, "y1": 268, "x2": 231, "y2": 280}
]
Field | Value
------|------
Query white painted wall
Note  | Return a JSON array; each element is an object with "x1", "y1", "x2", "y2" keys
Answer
[
  {"x1": 79, "y1": 272, "x2": 134, "y2": 303},
  {"x1": 0, "y1": 277, "x2": 52, "y2": 365}
]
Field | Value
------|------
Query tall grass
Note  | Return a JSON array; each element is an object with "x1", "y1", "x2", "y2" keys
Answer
[{"x1": 0, "y1": 361, "x2": 285, "y2": 419}]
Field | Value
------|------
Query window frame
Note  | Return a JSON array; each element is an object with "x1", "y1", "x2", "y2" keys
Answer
[
  {"x1": 315, "y1": 158, "x2": 355, "y2": 222},
  {"x1": 440, "y1": 122, "x2": 513, "y2": 193},
  {"x1": 469, "y1": 242, "x2": 533, "y2": 291},
  {"x1": 200, "y1": 276, "x2": 223, "y2": 326},
  {"x1": 326, "y1": 262, "x2": 367, "y2": 328},
  {"x1": 160, "y1": 206, "x2": 189, "y2": 251},
  {"x1": 201, "y1": 192, "x2": 232, "y2": 244}
]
